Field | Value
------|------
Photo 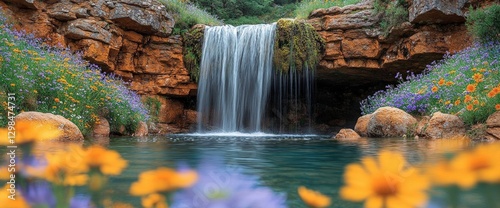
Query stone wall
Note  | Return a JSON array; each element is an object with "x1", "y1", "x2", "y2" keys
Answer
[{"x1": 0, "y1": 0, "x2": 197, "y2": 133}]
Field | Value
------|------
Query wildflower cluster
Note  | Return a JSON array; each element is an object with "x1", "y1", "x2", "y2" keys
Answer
[
  {"x1": 0, "y1": 14, "x2": 149, "y2": 134},
  {"x1": 361, "y1": 42, "x2": 500, "y2": 125}
]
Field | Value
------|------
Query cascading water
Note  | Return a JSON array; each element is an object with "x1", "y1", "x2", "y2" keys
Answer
[{"x1": 197, "y1": 23, "x2": 277, "y2": 133}]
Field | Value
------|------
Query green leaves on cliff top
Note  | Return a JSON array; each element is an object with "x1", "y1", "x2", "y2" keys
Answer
[
  {"x1": 158, "y1": 0, "x2": 222, "y2": 34},
  {"x1": 274, "y1": 19, "x2": 325, "y2": 74},
  {"x1": 467, "y1": 4, "x2": 500, "y2": 43}
]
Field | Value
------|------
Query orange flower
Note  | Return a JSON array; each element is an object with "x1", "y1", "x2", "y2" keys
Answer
[
  {"x1": 432, "y1": 86, "x2": 438, "y2": 93},
  {"x1": 438, "y1": 78, "x2": 445, "y2": 86},
  {"x1": 446, "y1": 81, "x2": 454, "y2": 86},
  {"x1": 496, "y1": 104, "x2": 500, "y2": 111},
  {"x1": 466, "y1": 104, "x2": 474, "y2": 111},
  {"x1": 472, "y1": 73, "x2": 483, "y2": 83},
  {"x1": 54, "y1": 98, "x2": 60, "y2": 103},
  {"x1": 298, "y1": 186, "x2": 331, "y2": 208},
  {"x1": 466, "y1": 84, "x2": 476, "y2": 93},
  {"x1": 473, "y1": 100, "x2": 480, "y2": 105},
  {"x1": 81, "y1": 145, "x2": 128, "y2": 175},
  {"x1": 464, "y1": 95, "x2": 473, "y2": 103},
  {"x1": 454, "y1": 100, "x2": 461, "y2": 106}
]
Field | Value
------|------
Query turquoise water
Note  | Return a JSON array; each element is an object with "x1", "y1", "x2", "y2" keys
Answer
[{"x1": 98, "y1": 134, "x2": 475, "y2": 208}]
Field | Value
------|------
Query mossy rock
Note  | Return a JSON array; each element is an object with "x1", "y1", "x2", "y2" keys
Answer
[
  {"x1": 183, "y1": 24, "x2": 205, "y2": 83},
  {"x1": 274, "y1": 19, "x2": 325, "y2": 74}
]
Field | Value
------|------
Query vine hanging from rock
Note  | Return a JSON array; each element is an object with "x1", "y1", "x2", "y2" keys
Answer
[{"x1": 183, "y1": 24, "x2": 205, "y2": 83}]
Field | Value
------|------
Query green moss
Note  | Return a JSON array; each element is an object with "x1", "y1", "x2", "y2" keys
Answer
[
  {"x1": 143, "y1": 96, "x2": 162, "y2": 123},
  {"x1": 274, "y1": 19, "x2": 325, "y2": 74},
  {"x1": 183, "y1": 26, "x2": 205, "y2": 83}
]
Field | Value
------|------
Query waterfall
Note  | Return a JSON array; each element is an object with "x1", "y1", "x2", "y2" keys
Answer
[{"x1": 197, "y1": 23, "x2": 276, "y2": 133}]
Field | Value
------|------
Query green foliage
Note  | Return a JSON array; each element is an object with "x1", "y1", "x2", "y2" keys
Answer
[
  {"x1": 374, "y1": 0, "x2": 409, "y2": 35},
  {"x1": 467, "y1": 5, "x2": 500, "y2": 43},
  {"x1": 360, "y1": 42, "x2": 500, "y2": 126},
  {"x1": 143, "y1": 97, "x2": 162, "y2": 122},
  {"x1": 294, "y1": 0, "x2": 361, "y2": 19},
  {"x1": 274, "y1": 19, "x2": 325, "y2": 73},
  {"x1": 183, "y1": 26, "x2": 205, "y2": 82},
  {"x1": 0, "y1": 18, "x2": 149, "y2": 134},
  {"x1": 158, "y1": 0, "x2": 222, "y2": 34}
]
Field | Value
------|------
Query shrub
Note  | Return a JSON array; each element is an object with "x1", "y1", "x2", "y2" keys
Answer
[
  {"x1": 158, "y1": 0, "x2": 222, "y2": 34},
  {"x1": 467, "y1": 4, "x2": 500, "y2": 43},
  {"x1": 295, "y1": 0, "x2": 361, "y2": 19},
  {"x1": 360, "y1": 42, "x2": 500, "y2": 125},
  {"x1": 0, "y1": 16, "x2": 149, "y2": 134},
  {"x1": 374, "y1": 0, "x2": 409, "y2": 35}
]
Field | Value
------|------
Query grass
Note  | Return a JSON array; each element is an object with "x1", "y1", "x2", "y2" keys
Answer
[
  {"x1": 294, "y1": 0, "x2": 362, "y2": 19},
  {"x1": 0, "y1": 16, "x2": 149, "y2": 134},
  {"x1": 360, "y1": 42, "x2": 500, "y2": 125},
  {"x1": 158, "y1": 0, "x2": 223, "y2": 34}
]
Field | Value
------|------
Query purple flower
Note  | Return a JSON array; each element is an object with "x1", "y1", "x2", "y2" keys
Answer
[
  {"x1": 172, "y1": 162, "x2": 287, "y2": 208},
  {"x1": 70, "y1": 194, "x2": 93, "y2": 208},
  {"x1": 21, "y1": 181, "x2": 56, "y2": 207}
]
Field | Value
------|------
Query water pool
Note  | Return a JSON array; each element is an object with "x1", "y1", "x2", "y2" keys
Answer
[{"x1": 94, "y1": 134, "x2": 484, "y2": 208}]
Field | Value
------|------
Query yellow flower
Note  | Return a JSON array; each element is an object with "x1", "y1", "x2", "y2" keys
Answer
[
  {"x1": 10, "y1": 83, "x2": 15, "y2": 87},
  {"x1": 13, "y1": 48, "x2": 21, "y2": 53},
  {"x1": 130, "y1": 167, "x2": 198, "y2": 196},
  {"x1": 298, "y1": 186, "x2": 331, "y2": 208},
  {"x1": 429, "y1": 143, "x2": 500, "y2": 189},
  {"x1": 444, "y1": 100, "x2": 451, "y2": 105},
  {"x1": 438, "y1": 78, "x2": 445, "y2": 86},
  {"x1": 142, "y1": 193, "x2": 169, "y2": 208},
  {"x1": 431, "y1": 86, "x2": 438, "y2": 93},
  {"x1": 466, "y1": 84, "x2": 476, "y2": 93},
  {"x1": 42, "y1": 146, "x2": 89, "y2": 186},
  {"x1": 340, "y1": 150, "x2": 429, "y2": 208},
  {"x1": 81, "y1": 145, "x2": 128, "y2": 175},
  {"x1": 0, "y1": 185, "x2": 30, "y2": 208},
  {"x1": 0, "y1": 120, "x2": 61, "y2": 145}
]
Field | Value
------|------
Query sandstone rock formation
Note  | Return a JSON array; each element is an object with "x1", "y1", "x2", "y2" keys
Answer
[
  {"x1": 354, "y1": 114, "x2": 371, "y2": 137},
  {"x1": 308, "y1": 1, "x2": 474, "y2": 86},
  {"x1": 485, "y1": 111, "x2": 500, "y2": 140},
  {"x1": 134, "y1": 121, "x2": 148, "y2": 136},
  {"x1": 0, "y1": 0, "x2": 196, "y2": 98},
  {"x1": 417, "y1": 112, "x2": 466, "y2": 139},
  {"x1": 16, "y1": 111, "x2": 84, "y2": 141},
  {"x1": 363, "y1": 107, "x2": 417, "y2": 138},
  {"x1": 92, "y1": 117, "x2": 110, "y2": 138},
  {"x1": 334, "y1": 128, "x2": 361, "y2": 140}
]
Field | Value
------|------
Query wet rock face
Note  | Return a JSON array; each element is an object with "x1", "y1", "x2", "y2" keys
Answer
[
  {"x1": 309, "y1": 0, "x2": 474, "y2": 87},
  {"x1": 0, "y1": 0, "x2": 195, "y2": 97}
]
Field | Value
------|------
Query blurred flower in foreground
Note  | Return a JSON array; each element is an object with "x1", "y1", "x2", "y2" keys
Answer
[
  {"x1": 21, "y1": 181, "x2": 56, "y2": 207},
  {"x1": 424, "y1": 136, "x2": 471, "y2": 154},
  {"x1": 429, "y1": 143, "x2": 500, "y2": 189},
  {"x1": 0, "y1": 120, "x2": 61, "y2": 145},
  {"x1": 340, "y1": 150, "x2": 429, "y2": 208},
  {"x1": 171, "y1": 163, "x2": 287, "y2": 208},
  {"x1": 42, "y1": 145, "x2": 88, "y2": 186},
  {"x1": 298, "y1": 186, "x2": 331, "y2": 208},
  {"x1": 129, "y1": 167, "x2": 198, "y2": 196},
  {"x1": 80, "y1": 145, "x2": 128, "y2": 175},
  {"x1": 0, "y1": 184, "x2": 30, "y2": 208},
  {"x1": 142, "y1": 193, "x2": 169, "y2": 208}
]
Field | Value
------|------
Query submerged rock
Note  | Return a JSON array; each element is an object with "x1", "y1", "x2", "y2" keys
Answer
[
  {"x1": 334, "y1": 128, "x2": 361, "y2": 140},
  {"x1": 16, "y1": 111, "x2": 83, "y2": 141}
]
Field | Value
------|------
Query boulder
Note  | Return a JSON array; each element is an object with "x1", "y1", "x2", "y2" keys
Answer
[
  {"x1": 367, "y1": 107, "x2": 417, "y2": 137},
  {"x1": 485, "y1": 111, "x2": 500, "y2": 140},
  {"x1": 3, "y1": 0, "x2": 38, "y2": 9},
  {"x1": 134, "y1": 121, "x2": 148, "y2": 136},
  {"x1": 334, "y1": 128, "x2": 361, "y2": 140},
  {"x1": 420, "y1": 112, "x2": 466, "y2": 139},
  {"x1": 15, "y1": 112, "x2": 83, "y2": 141},
  {"x1": 92, "y1": 117, "x2": 110, "y2": 138},
  {"x1": 409, "y1": 0, "x2": 467, "y2": 24},
  {"x1": 354, "y1": 114, "x2": 372, "y2": 137}
]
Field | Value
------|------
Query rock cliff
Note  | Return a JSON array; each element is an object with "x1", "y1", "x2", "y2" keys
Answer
[
  {"x1": 0, "y1": 0, "x2": 196, "y2": 97},
  {"x1": 308, "y1": 0, "x2": 483, "y2": 86}
]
